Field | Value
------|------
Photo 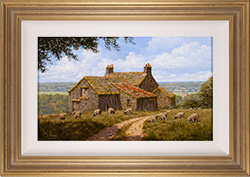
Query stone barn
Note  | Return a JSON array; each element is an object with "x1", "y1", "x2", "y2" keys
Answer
[
  {"x1": 152, "y1": 87, "x2": 176, "y2": 108},
  {"x1": 68, "y1": 63, "x2": 175, "y2": 112}
]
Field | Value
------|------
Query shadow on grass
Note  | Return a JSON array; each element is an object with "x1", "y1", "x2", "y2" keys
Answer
[{"x1": 38, "y1": 119, "x2": 106, "y2": 140}]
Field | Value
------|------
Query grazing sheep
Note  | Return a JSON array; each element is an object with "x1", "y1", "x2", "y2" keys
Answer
[
  {"x1": 93, "y1": 109, "x2": 102, "y2": 116},
  {"x1": 160, "y1": 111, "x2": 170, "y2": 120},
  {"x1": 73, "y1": 111, "x2": 81, "y2": 119},
  {"x1": 124, "y1": 108, "x2": 133, "y2": 114},
  {"x1": 108, "y1": 108, "x2": 115, "y2": 114},
  {"x1": 188, "y1": 108, "x2": 193, "y2": 110},
  {"x1": 58, "y1": 113, "x2": 66, "y2": 120},
  {"x1": 187, "y1": 113, "x2": 199, "y2": 123},
  {"x1": 147, "y1": 115, "x2": 158, "y2": 123},
  {"x1": 174, "y1": 112, "x2": 185, "y2": 119},
  {"x1": 197, "y1": 108, "x2": 201, "y2": 110}
]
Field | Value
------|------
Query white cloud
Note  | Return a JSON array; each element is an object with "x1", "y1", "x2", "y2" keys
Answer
[
  {"x1": 98, "y1": 52, "x2": 146, "y2": 72},
  {"x1": 38, "y1": 38, "x2": 212, "y2": 83},
  {"x1": 38, "y1": 51, "x2": 147, "y2": 82},
  {"x1": 151, "y1": 42, "x2": 211, "y2": 70},
  {"x1": 146, "y1": 37, "x2": 185, "y2": 52}
]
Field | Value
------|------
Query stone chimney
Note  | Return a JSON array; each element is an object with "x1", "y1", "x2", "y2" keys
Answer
[
  {"x1": 106, "y1": 64, "x2": 114, "y2": 75},
  {"x1": 144, "y1": 63, "x2": 152, "y2": 75}
]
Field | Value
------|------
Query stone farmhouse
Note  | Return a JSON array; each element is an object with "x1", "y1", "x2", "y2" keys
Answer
[{"x1": 68, "y1": 63, "x2": 175, "y2": 112}]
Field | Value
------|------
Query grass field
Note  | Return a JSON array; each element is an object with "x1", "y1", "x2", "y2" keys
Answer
[
  {"x1": 143, "y1": 109, "x2": 212, "y2": 141},
  {"x1": 38, "y1": 110, "x2": 158, "y2": 140},
  {"x1": 38, "y1": 109, "x2": 212, "y2": 141},
  {"x1": 39, "y1": 91, "x2": 68, "y2": 95}
]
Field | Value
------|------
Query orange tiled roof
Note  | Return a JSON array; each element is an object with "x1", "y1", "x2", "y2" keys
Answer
[{"x1": 112, "y1": 83, "x2": 156, "y2": 98}]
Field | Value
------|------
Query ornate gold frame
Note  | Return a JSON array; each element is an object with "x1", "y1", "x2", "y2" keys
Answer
[{"x1": 1, "y1": 0, "x2": 249, "y2": 176}]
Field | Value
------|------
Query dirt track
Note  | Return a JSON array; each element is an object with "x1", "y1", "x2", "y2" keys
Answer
[{"x1": 87, "y1": 116, "x2": 150, "y2": 141}]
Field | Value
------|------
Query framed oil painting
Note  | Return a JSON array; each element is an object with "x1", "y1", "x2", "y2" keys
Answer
[
  {"x1": 1, "y1": 0, "x2": 249, "y2": 176},
  {"x1": 38, "y1": 36, "x2": 213, "y2": 141}
]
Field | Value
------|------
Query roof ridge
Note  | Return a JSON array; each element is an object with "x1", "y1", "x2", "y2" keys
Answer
[{"x1": 154, "y1": 87, "x2": 175, "y2": 97}]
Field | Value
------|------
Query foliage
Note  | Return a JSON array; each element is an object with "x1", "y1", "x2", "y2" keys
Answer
[
  {"x1": 182, "y1": 99, "x2": 200, "y2": 109},
  {"x1": 176, "y1": 93, "x2": 199, "y2": 106},
  {"x1": 38, "y1": 37, "x2": 135, "y2": 72},
  {"x1": 198, "y1": 76, "x2": 213, "y2": 108},
  {"x1": 175, "y1": 95, "x2": 182, "y2": 105},
  {"x1": 38, "y1": 94, "x2": 68, "y2": 114},
  {"x1": 143, "y1": 109, "x2": 213, "y2": 141}
]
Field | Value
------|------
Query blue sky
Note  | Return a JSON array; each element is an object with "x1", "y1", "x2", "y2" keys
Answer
[{"x1": 38, "y1": 37, "x2": 213, "y2": 83}]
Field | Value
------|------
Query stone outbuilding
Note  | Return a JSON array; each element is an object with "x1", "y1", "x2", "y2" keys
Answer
[
  {"x1": 152, "y1": 87, "x2": 176, "y2": 108},
  {"x1": 68, "y1": 63, "x2": 175, "y2": 112}
]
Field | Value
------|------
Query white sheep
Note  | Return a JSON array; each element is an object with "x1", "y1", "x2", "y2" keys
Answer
[
  {"x1": 73, "y1": 111, "x2": 81, "y2": 119},
  {"x1": 174, "y1": 112, "x2": 185, "y2": 119},
  {"x1": 187, "y1": 113, "x2": 199, "y2": 123},
  {"x1": 124, "y1": 108, "x2": 132, "y2": 114},
  {"x1": 108, "y1": 108, "x2": 115, "y2": 114},
  {"x1": 58, "y1": 113, "x2": 66, "y2": 120},
  {"x1": 188, "y1": 108, "x2": 193, "y2": 110},
  {"x1": 160, "y1": 111, "x2": 170, "y2": 120},
  {"x1": 147, "y1": 115, "x2": 158, "y2": 123},
  {"x1": 93, "y1": 109, "x2": 102, "y2": 116}
]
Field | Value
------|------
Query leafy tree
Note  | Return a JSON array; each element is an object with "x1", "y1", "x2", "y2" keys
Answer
[
  {"x1": 175, "y1": 95, "x2": 182, "y2": 105},
  {"x1": 55, "y1": 99, "x2": 68, "y2": 113},
  {"x1": 198, "y1": 76, "x2": 213, "y2": 108},
  {"x1": 38, "y1": 94, "x2": 54, "y2": 114},
  {"x1": 38, "y1": 37, "x2": 135, "y2": 72},
  {"x1": 176, "y1": 93, "x2": 199, "y2": 105},
  {"x1": 38, "y1": 94, "x2": 69, "y2": 115},
  {"x1": 182, "y1": 99, "x2": 200, "y2": 109}
]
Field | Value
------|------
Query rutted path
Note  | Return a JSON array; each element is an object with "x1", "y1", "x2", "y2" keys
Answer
[
  {"x1": 87, "y1": 116, "x2": 150, "y2": 141},
  {"x1": 125, "y1": 117, "x2": 149, "y2": 140}
]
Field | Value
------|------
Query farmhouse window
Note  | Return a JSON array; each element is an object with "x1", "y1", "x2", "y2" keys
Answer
[
  {"x1": 81, "y1": 88, "x2": 88, "y2": 98},
  {"x1": 127, "y1": 99, "x2": 131, "y2": 106}
]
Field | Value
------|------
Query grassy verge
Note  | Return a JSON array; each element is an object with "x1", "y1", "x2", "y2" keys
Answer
[
  {"x1": 143, "y1": 109, "x2": 213, "y2": 141},
  {"x1": 38, "y1": 110, "x2": 158, "y2": 140}
]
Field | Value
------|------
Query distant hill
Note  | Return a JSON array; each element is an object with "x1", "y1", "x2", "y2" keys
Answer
[
  {"x1": 38, "y1": 83, "x2": 76, "y2": 92},
  {"x1": 38, "y1": 82, "x2": 204, "y2": 93},
  {"x1": 159, "y1": 82, "x2": 204, "y2": 93}
]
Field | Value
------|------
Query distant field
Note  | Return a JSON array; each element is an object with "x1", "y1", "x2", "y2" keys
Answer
[
  {"x1": 39, "y1": 91, "x2": 68, "y2": 95},
  {"x1": 173, "y1": 92, "x2": 198, "y2": 96}
]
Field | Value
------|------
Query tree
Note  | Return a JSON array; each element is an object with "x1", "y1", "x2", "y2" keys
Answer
[
  {"x1": 198, "y1": 76, "x2": 213, "y2": 108},
  {"x1": 182, "y1": 99, "x2": 200, "y2": 109},
  {"x1": 38, "y1": 37, "x2": 135, "y2": 72}
]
